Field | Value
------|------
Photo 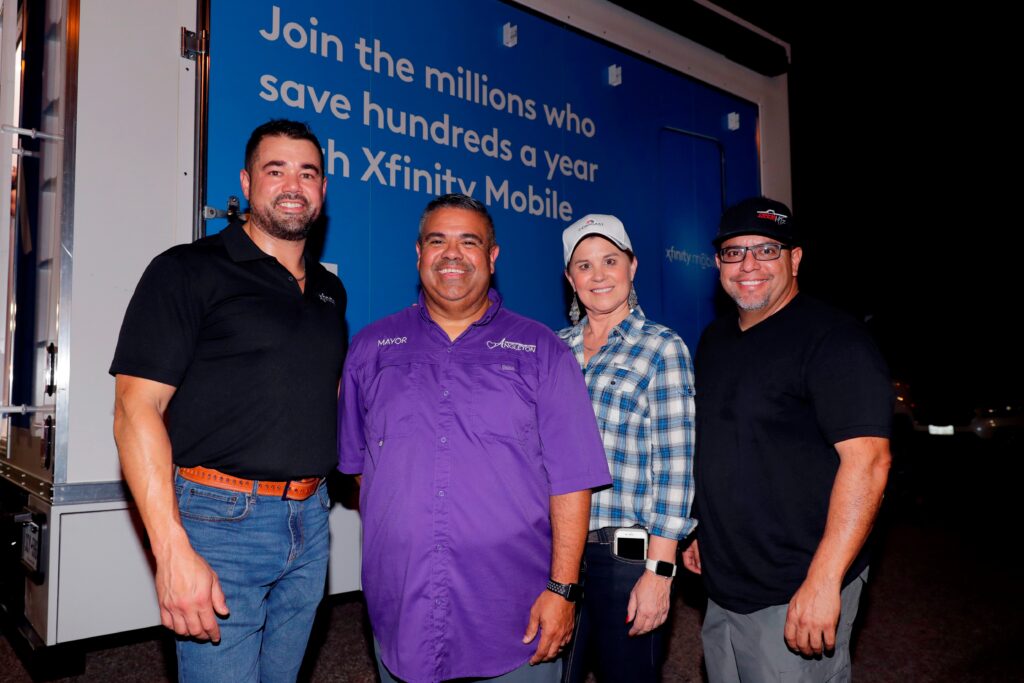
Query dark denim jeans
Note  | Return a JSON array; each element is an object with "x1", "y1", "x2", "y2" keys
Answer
[{"x1": 562, "y1": 542, "x2": 668, "y2": 683}]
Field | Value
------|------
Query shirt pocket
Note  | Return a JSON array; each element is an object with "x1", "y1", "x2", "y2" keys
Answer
[
  {"x1": 363, "y1": 351, "x2": 437, "y2": 470},
  {"x1": 460, "y1": 354, "x2": 538, "y2": 447},
  {"x1": 363, "y1": 351, "x2": 428, "y2": 441},
  {"x1": 592, "y1": 365, "x2": 649, "y2": 432}
]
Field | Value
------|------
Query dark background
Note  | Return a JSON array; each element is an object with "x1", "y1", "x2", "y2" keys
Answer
[
  {"x1": 747, "y1": 3, "x2": 1015, "y2": 405},
  {"x1": 621, "y1": 1, "x2": 1016, "y2": 407},
  {"x1": 776, "y1": 3, "x2": 1013, "y2": 405}
]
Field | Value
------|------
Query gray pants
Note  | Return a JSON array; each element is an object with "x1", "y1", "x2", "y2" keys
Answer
[{"x1": 702, "y1": 569, "x2": 868, "y2": 683}]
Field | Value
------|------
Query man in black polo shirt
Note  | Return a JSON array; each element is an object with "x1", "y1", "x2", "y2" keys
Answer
[
  {"x1": 682, "y1": 197, "x2": 892, "y2": 682},
  {"x1": 111, "y1": 120, "x2": 346, "y2": 682}
]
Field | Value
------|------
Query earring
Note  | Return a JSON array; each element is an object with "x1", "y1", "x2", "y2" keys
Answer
[
  {"x1": 569, "y1": 294, "x2": 581, "y2": 325},
  {"x1": 628, "y1": 283, "x2": 638, "y2": 309}
]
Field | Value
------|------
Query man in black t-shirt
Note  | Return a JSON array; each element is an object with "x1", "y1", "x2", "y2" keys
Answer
[
  {"x1": 111, "y1": 120, "x2": 346, "y2": 682},
  {"x1": 682, "y1": 197, "x2": 892, "y2": 682}
]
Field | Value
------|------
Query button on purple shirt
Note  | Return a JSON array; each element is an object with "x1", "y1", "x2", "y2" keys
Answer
[{"x1": 339, "y1": 290, "x2": 610, "y2": 683}]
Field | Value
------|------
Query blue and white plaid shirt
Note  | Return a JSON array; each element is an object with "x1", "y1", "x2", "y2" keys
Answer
[{"x1": 558, "y1": 307, "x2": 696, "y2": 540}]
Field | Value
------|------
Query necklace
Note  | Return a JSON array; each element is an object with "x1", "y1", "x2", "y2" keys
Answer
[{"x1": 295, "y1": 273, "x2": 306, "y2": 282}]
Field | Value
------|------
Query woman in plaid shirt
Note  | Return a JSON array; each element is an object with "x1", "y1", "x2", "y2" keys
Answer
[{"x1": 557, "y1": 214, "x2": 697, "y2": 683}]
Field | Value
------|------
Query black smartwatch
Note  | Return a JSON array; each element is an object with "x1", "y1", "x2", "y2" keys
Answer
[
  {"x1": 546, "y1": 579, "x2": 583, "y2": 602},
  {"x1": 645, "y1": 559, "x2": 677, "y2": 578}
]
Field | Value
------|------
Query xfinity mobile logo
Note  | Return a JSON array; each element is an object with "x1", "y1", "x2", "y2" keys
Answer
[
  {"x1": 486, "y1": 337, "x2": 536, "y2": 352},
  {"x1": 665, "y1": 246, "x2": 714, "y2": 269},
  {"x1": 756, "y1": 209, "x2": 788, "y2": 224},
  {"x1": 378, "y1": 337, "x2": 408, "y2": 346}
]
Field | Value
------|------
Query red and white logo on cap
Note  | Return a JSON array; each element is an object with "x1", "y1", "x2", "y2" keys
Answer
[{"x1": 756, "y1": 209, "x2": 788, "y2": 225}]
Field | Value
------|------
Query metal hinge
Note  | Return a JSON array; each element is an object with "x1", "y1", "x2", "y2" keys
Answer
[
  {"x1": 203, "y1": 195, "x2": 242, "y2": 221},
  {"x1": 1, "y1": 123, "x2": 63, "y2": 142},
  {"x1": 180, "y1": 27, "x2": 208, "y2": 61}
]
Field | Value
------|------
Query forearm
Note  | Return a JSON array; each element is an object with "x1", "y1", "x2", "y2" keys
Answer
[
  {"x1": 627, "y1": 529, "x2": 678, "y2": 636},
  {"x1": 548, "y1": 489, "x2": 591, "y2": 583},
  {"x1": 113, "y1": 378, "x2": 186, "y2": 556},
  {"x1": 647, "y1": 534, "x2": 678, "y2": 564},
  {"x1": 806, "y1": 436, "x2": 891, "y2": 585},
  {"x1": 114, "y1": 376, "x2": 231, "y2": 640}
]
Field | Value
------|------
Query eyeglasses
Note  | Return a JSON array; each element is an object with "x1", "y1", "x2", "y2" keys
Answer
[{"x1": 717, "y1": 242, "x2": 790, "y2": 263}]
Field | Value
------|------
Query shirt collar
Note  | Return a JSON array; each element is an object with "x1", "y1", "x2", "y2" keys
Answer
[
  {"x1": 416, "y1": 288, "x2": 503, "y2": 327},
  {"x1": 222, "y1": 221, "x2": 321, "y2": 287},
  {"x1": 566, "y1": 306, "x2": 646, "y2": 346},
  {"x1": 617, "y1": 306, "x2": 647, "y2": 344},
  {"x1": 222, "y1": 221, "x2": 274, "y2": 263}
]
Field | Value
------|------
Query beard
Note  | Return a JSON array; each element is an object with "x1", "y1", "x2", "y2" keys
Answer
[
  {"x1": 731, "y1": 292, "x2": 771, "y2": 311},
  {"x1": 248, "y1": 193, "x2": 317, "y2": 241}
]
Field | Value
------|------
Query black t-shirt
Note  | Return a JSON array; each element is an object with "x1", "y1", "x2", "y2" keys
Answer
[
  {"x1": 110, "y1": 222, "x2": 347, "y2": 479},
  {"x1": 693, "y1": 293, "x2": 892, "y2": 613}
]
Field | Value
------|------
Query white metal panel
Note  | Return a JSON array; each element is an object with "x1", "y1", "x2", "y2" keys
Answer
[
  {"x1": 23, "y1": 496, "x2": 57, "y2": 643},
  {"x1": 327, "y1": 506, "x2": 361, "y2": 594},
  {"x1": 65, "y1": 0, "x2": 196, "y2": 483},
  {"x1": 0, "y1": 0, "x2": 18, "y2": 369},
  {"x1": 515, "y1": 0, "x2": 792, "y2": 204},
  {"x1": 56, "y1": 504, "x2": 160, "y2": 642}
]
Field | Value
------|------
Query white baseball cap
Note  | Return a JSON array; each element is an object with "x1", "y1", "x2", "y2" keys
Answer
[{"x1": 562, "y1": 214, "x2": 633, "y2": 266}]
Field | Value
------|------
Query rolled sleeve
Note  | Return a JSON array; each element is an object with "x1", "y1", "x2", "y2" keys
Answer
[{"x1": 646, "y1": 336, "x2": 697, "y2": 540}]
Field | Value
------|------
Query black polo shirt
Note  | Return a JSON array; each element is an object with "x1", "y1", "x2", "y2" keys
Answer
[{"x1": 110, "y1": 222, "x2": 347, "y2": 479}]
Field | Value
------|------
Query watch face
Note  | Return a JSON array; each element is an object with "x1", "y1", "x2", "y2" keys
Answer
[
  {"x1": 548, "y1": 580, "x2": 582, "y2": 602},
  {"x1": 651, "y1": 560, "x2": 675, "y2": 577}
]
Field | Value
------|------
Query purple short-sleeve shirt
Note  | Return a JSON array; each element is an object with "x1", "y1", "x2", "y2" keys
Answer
[{"x1": 339, "y1": 289, "x2": 610, "y2": 683}]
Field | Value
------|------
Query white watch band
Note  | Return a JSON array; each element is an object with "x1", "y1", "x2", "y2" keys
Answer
[{"x1": 645, "y1": 558, "x2": 677, "y2": 577}]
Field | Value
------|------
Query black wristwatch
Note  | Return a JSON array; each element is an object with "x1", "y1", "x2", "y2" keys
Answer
[{"x1": 546, "y1": 579, "x2": 583, "y2": 602}]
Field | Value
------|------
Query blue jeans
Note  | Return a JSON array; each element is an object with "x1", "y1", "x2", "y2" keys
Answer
[
  {"x1": 562, "y1": 542, "x2": 667, "y2": 683},
  {"x1": 173, "y1": 472, "x2": 331, "y2": 683}
]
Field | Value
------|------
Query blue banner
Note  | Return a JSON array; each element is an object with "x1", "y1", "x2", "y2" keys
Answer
[{"x1": 206, "y1": 0, "x2": 760, "y2": 342}]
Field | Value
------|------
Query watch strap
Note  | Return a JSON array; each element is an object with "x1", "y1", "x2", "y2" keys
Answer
[
  {"x1": 546, "y1": 579, "x2": 582, "y2": 602},
  {"x1": 645, "y1": 559, "x2": 677, "y2": 578}
]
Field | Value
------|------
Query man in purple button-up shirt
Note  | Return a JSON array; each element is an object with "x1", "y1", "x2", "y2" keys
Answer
[{"x1": 339, "y1": 194, "x2": 611, "y2": 683}]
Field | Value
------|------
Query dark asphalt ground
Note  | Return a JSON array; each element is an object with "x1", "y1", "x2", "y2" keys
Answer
[{"x1": 2, "y1": 434, "x2": 1021, "y2": 682}]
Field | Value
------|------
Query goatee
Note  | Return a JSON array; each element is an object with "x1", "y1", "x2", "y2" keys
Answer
[{"x1": 249, "y1": 195, "x2": 316, "y2": 241}]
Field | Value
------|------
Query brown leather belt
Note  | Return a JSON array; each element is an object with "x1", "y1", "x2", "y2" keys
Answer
[{"x1": 177, "y1": 465, "x2": 323, "y2": 501}]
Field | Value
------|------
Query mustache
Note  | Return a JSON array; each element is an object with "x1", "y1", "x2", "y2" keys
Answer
[
  {"x1": 273, "y1": 192, "x2": 308, "y2": 206},
  {"x1": 433, "y1": 257, "x2": 474, "y2": 272}
]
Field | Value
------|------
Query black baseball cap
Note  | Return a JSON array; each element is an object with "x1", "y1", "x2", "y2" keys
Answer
[{"x1": 713, "y1": 197, "x2": 798, "y2": 247}]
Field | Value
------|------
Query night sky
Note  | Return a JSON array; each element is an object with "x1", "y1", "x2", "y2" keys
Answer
[{"x1": 723, "y1": 3, "x2": 1015, "y2": 405}]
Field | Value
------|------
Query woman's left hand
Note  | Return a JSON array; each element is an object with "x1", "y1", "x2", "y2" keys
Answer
[{"x1": 626, "y1": 570, "x2": 672, "y2": 636}]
